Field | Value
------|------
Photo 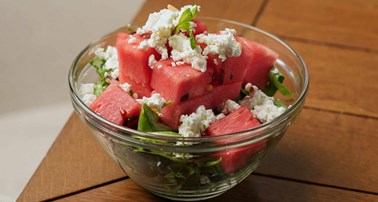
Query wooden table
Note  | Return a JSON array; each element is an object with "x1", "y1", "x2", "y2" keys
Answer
[{"x1": 18, "y1": 0, "x2": 378, "y2": 201}]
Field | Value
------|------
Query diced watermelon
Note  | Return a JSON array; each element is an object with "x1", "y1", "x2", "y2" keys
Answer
[
  {"x1": 120, "y1": 75, "x2": 152, "y2": 98},
  {"x1": 205, "y1": 107, "x2": 266, "y2": 173},
  {"x1": 242, "y1": 38, "x2": 279, "y2": 89},
  {"x1": 116, "y1": 33, "x2": 160, "y2": 86},
  {"x1": 220, "y1": 37, "x2": 254, "y2": 84},
  {"x1": 150, "y1": 59, "x2": 213, "y2": 103},
  {"x1": 161, "y1": 82, "x2": 242, "y2": 129},
  {"x1": 193, "y1": 19, "x2": 207, "y2": 35},
  {"x1": 90, "y1": 81, "x2": 141, "y2": 125}
]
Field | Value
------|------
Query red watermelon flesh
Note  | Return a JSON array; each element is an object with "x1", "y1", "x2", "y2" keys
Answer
[
  {"x1": 193, "y1": 19, "x2": 207, "y2": 35},
  {"x1": 206, "y1": 54, "x2": 223, "y2": 85},
  {"x1": 161, "y1": 82, "x2": 242, "y2": 129},
  {"x1": 150, "y1": 59, "x2": 213, "y2": 103},
  {"x1": 205, "y1": 106, "x2": 266, "y2": 173},
  {"x1": 242, "y1": 38, "x2": 279, "y2": 89},
  {"x1": 221, "y1": 37, "x2": 254, "y2": 84},
  {"x1": 116, "y1": 33, "x2": 160, "y2": 86},
  {"x1": 120, "y1": 75, "x2": 152, "y2": 98},
  {"x1": 90, "y1": 81, "x2": 141, "y2": 125}
]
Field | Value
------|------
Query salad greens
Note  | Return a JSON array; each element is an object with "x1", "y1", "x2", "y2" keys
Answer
[
  {"x1": 264, "y1": 66, "x2": 292, "y2": 97},
  {"x1": 137, "y1": 104, "x2": 172, "y2": 132},
  {"x1": 173, "y1": 5, "x2": 199, "y2": 49},
  {"x1": 89, "y1": 57, "x2": 110, "y2": 96}
]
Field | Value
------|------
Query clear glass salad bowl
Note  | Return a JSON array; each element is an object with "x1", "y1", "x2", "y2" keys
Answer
[{"x1": 69, "y1": 17, "x2": 309, "y2": 201}]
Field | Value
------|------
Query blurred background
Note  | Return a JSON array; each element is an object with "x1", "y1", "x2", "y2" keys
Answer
[{"x1": 0, "y1": 0, "x2": 145, "y2": 201}]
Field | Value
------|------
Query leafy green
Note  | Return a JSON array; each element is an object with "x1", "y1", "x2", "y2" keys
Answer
[
  {"x1": 173, "y1": 5, "x2": 199, "y2": 49},
  {"x1": 93, "y1": 79, "x2": 109, "y2": 96},
  {"x1": 264, "y1": 66, "x2": 292, "y2": 97},
  {"x1": 234, "y1": 88, "x2": 250, "y2": 102},
  {"x1": 89, "y1": 57, "x2": 110, "y2": 96},
  {"x1": 137, "y1": 104, "x2": 172, "y2": 132},
  {"x1": 274, "y1": 98, "x2": 287, "y2": 109}
]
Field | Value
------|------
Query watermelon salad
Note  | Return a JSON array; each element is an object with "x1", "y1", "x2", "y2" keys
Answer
[{"x1": 79, "y1": 5, "x2": 291, "y2": 190}]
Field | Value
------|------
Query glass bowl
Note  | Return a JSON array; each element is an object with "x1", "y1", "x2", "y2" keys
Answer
[{"x1": 69, "y1": 17, "x2": 309, "y2": 201}]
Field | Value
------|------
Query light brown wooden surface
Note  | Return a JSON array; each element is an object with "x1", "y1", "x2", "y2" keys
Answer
[
  {"x1": 258, "y1": 0, "x2": 378, "y2": 51},
  {"x1": 58, "y1": 175, "x2": 378, "y2": 202},
  {"x1": 18, "y1": 0, "x2": 378, "y2": 201},
  {"x1": 17, "y1": 114, "x2": 126, "y2": 202}
]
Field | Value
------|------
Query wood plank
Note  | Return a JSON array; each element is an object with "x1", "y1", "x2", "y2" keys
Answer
[
  {"x1": 17, "y1": 114, "x2": 126, "y2": 202},
  {"x1": 257, "y1": 0, "x2": 378, "y2": 50},
  {"x1": 256, "y1": 108, "x2": 378, "y2": 193},
  {"x1": 57, "y1": 175, "x2": 378, "y2": 202},
  {"x1": 132, "y1": 0, "x2": 264, "y2": 27},
  {"x1": 288, "y1": 40, "x2": 378, "y2": 118}
]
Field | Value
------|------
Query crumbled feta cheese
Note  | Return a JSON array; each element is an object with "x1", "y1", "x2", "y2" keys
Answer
[
  {"x1": 128, "y1": 35, "x2": 137, "y2": 44},
  {"x1": 222, "y1": 99, "x2": 241, "y2": 114},
  {"x1": 200, "y1": 175, "x2": 211, "y2": 184},
  {"x1": 138, "y1": 40, "x2": 149, "y2": 50},
  {"x1": 136, "y1": 5, "x2": 200, "y2": 60},
  {"x1": 216, "y1": 113, "x2": 225, "y2": 120},
  {"x1": 136, "y1": 93, "x2": 167, "y2": 111},
  {"x1": 119, "y1": 83, "x2": 131, "y2": 93},
  {"x1": 148, "y1": 54, "x2": 156, "y2": 68},
  {"x1": 93, "y1": 46, "x2": 119, "y2": 79},
  {"x1": 213, "y1": 58, "x2": 218, "y2": 65},
  {"x1": 132, "y1": 93, "x2": 138, "y2": 99},
  {"x1": 176, "y1": 61, "x2": 185, "y2": 66},
  {"x1": 178, "y1": 105, "x2": 216, "y2": 138},
  {"x1": 157, "y1": 64, "x2": 162, "y2": 69},
  {"x1": 82, "y1": 94, "x2": 97, "y2": 106},
  {"x1": 239, "y1": 85, "x2": 286, "y2": 123},
  {"x1": 80, "y1": 83, "x2": 95, "y2": 95},
  {"x1": 80, "y1": 83, "x2": 97, "y2": 105},
  {"x1": 196, "y1": 28, "x2": 241, "y2": 61},
  {"x1": 169, "y1": 34, "x2": 207, "y2": 72},
  {"x1": 171, "y1": 62, "x2": 177, "y2": 67}
]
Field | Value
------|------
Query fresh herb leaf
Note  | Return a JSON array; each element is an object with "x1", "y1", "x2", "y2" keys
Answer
[
  {"x1": 93, "y1": 79, "x2": 109, "y2": 96},
  {"x1": 174, "y1": 5, "x2": 199, "y2": 50},
  {"x1": 264, "y1": 66, "x2": 292, "y2": 97},
  {"x1": 137, "y1": 104, "x2": 172, "y2": 132},
  {"x1": 234, "y1": 88, "x2": 250, "y2": 102},
  {"x1": 274, "y1": 98, "x2": 287, "y2": 109}
]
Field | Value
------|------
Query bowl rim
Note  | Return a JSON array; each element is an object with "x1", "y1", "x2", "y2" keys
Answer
[{"x1": 68, "y1": 17, "x2": 309, "y2": 145}]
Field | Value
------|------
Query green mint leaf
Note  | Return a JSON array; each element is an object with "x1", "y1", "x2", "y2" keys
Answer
[
  {"x1": 137, "y1": 104, "x2": 172, "y2": 132},
  {"x1": 273, "y1": 98, "x2": 287, "y2": 109},
  {"x1": 174, "y1": 6, "x2": 199, "y2": 50}
]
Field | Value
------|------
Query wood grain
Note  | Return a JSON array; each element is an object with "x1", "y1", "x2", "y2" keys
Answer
[
  {"x1": 132, "y1": 0, "x2": 265, "y2": 27},
  {"x1": 17, "y1": 114, "x2": 126, "y2": 202},
  {"x1": 288, "y1": 40, "x2": 378, "y2": 118},
  {"x1": 257, "y1": 0, "x2": 378, "y2": 51},
  {"x1": 256, "y1": 108, "x2": 378, "y2": 193},
  {"x1": 57, "y1": 175, "x2": 378, "y2": 202}
]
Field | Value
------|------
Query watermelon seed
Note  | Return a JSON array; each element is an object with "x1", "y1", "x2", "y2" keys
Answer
[
  {"x1": 206, "y1": 84, "x2": 213, "y2": 92},
  {"x1": 180, "y1": 93, "x2": 189, "y2": 102}
]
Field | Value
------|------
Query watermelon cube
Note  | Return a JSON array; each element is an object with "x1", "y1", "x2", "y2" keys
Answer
[
  {"x1": 242, "y1": 38, "x2": 279, "y2": 89},
  {"x1": 116, "y1": 33, "x2": 160, "y2": 86},
  {"x1": 161, "y1": 82, "x2": 242, "y2": 129},
  {"x1": 205, "y1": 106, "x2": 266, "y2": 173},
  {"x1": 90, "y1": 81, "x2": 141, "y2": 125},
  {"x1": 220, "y1": 37, "x2": 254, "y2": 84},
  {"x1": 120, "y1": 75, "x2": 153, "y2": 98},
  {"x1": 150, "y1": 59, "x2": 213, "y2": 103}
]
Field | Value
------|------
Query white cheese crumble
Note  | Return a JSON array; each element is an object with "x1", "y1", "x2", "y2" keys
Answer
[
  {"x1": 196, "y1": 28, "x2": 242, "y2": 61},
  {"x1": 169, "y1": 34, "x2": 207, "y2": 72},
  {"x1": 137, "y1": 40, "x2": 149, "y2": 50},
  {"x1": 239, "y1": 85, "x2": 286, "y2": 123},
  {"x1": 94, "y1": 46, "x2": 119, "y2": 79},
  {"x1": 221, "y1": 99, "x2": 241, "y2": 115},
  {"x1": 119, "y1": 83, "x2": 131, "y2": 93},
  {"x1": 128, "y1": 35, "x2": 137, "y2": 44},
  {"x1": 178, "y1": 105, "x2": 216, "y2": 138},
  {"x1": 200, "y1": 175, "x2": 211, "y2": 184},
  {"x1": 148, "y1": 54, "x2": 156, "y2": 68},
  {"x1": 136, "y1": 5, "x2": 200, "y2": 60},
  {"x1": 136, "y1": 93, "x2": 167, "y2": 111},
  {"x1": 80, "y1": 83, "x2": 96, "y2": 105}
]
